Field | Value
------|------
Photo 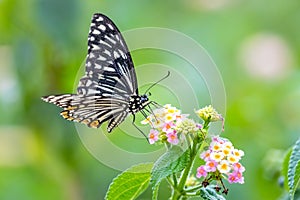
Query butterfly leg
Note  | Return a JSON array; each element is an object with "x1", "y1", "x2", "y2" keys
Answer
[
  {"x1": 150, "y1": 101, "x2": 163, "y2": 108},
  {"x1": 145, "y1": 104, "x2": 159, "y2": 123},
  {"x1": 140, "y1": 109, "x2": 149, "y2": 119},
  {"x1": 140, "y1": 109, "x2": 156, "y2": 128},
  {"x1": 132, "y1": 114, "x2": 149, "y2": 142}
]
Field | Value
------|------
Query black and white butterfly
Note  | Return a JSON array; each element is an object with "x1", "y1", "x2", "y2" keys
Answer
[{"x1": 42, "y1": 13, "x2": 167, "y2": 134}]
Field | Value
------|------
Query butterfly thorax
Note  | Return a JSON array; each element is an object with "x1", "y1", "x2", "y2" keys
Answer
[{"x1": 128, "y1": 94, "x2": 150, "y2": 114}]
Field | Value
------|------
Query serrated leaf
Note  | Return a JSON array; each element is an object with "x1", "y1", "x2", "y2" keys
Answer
[
  {"x1": 199, "y1": 185, "x2": 226, "y2": 200},
  {"x1": 151, "y1": 146, "x2": 190, "y2": 189},
  {"x1": 152, "y1": 182, "x2": 159, "y2": 200},
  {"x1": 288, "y1": 138, "x2": 300, "y2": 199},
  {"x1": 282, "y1": 148, "x2": 292, "y2": 191},
  {"x1": 105, "y1": 163, "x2": 153, "y2": 200},
  {"x1": 292, "y1": 162, "x2": 300, "y2": 198}
]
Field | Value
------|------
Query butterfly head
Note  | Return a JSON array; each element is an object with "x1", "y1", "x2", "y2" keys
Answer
[{"x1": 140, "y1": 94, "x2": 149, "y2": 103}]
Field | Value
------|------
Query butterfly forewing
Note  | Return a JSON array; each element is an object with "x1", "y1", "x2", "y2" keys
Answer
[{"x1": 77, "y1": 13, "x2": 138, "y2": 97}]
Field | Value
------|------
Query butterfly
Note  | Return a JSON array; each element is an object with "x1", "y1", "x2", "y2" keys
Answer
[{"x1": 42, "y1": 13, "x2": 167, "y2": 135}]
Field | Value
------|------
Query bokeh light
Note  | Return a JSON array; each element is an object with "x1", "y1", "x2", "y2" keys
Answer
[{"x1": 239, "y1": 33, "x2": 293, "y2": 81}]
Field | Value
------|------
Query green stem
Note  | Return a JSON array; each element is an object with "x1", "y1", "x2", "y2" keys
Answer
[
  {"x1": 203, "y1": 120, "x2": 210, "y2": 130},
  {"x1": 166, "y1": 176, "x2": 175, "y2": 187},
  {"x1": 172, "y1": 174, "x2": 178, "y2": 187},
  {"x1": 184, "y1": 184, "x2": 203, "y2": 193},
  {"x1": 170, "y1": 120, "x2": 211, "y2": 199},
  {"x1": 170, "y1": 137, "x2": 200, "y2": 200}
]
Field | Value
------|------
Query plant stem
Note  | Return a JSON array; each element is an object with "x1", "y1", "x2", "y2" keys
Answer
[
  {"x1": 170, "y1": 120, "x2": 210, "y2": 200},
  {"x1": 170, "y1": 137, "x2": 200, "y2": 200}
]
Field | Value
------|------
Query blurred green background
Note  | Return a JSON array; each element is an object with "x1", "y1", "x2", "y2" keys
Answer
[{"x1": 0, "y1": 0, "x2": 300, "y2": 199}]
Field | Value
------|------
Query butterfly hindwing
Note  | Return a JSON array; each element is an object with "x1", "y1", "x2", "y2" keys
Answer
[{"x1": 42, "y1": 94, "x2": 130, "y2": 130}]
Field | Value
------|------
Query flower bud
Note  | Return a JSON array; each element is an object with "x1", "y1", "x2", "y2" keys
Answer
[{"x1": 195, "y1": 105, "x2": 222, "y2": 122}]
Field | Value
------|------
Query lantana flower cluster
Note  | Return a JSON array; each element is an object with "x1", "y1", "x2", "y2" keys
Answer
[
  {"x1": 141, "y1": 104, "x2": 197, "y2": 145},
  {"x1": 197, "y1": 136, "x2": 245, "y2": 184},
  {"x1": 142, "y1": 104, "x2": 245, "y2": 194}
]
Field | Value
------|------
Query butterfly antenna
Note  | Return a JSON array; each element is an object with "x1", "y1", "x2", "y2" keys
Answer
[{"x1": 144, "y1": 71, "x2": 170, "y2": 95}]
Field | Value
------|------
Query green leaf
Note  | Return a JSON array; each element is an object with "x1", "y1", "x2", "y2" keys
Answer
[
  {"x1": 105, "y1": 163, "x2": 153, "y2": 200},
  {"x1": 292, "y1": 162, "x2": 300, "y2": 198},
  {"x1": 282, "y1": 148, "x2": 292, "y2": 191},
  {"x1": 199, "y1": 185, "x2": 226, "y2": 200},
  {"x1": 295, "y1": 189, "x2": 300, "y2": 200},
  {"x1": 288, "y1": 138, "x2": 300, "y2": 199},
  {"x1": 152, "y1": 182, "x2": 159, "y2": 200},
  {"x1": 151, "y1": 146, "x2": 190, "y2": 189}
]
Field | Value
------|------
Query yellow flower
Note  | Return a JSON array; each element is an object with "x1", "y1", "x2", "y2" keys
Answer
[
  {"x1": 217, "y1": 160, "x2": 231, "y2": 173},
  {"x1": 227, "y1": 155, "x2": 238, "y2": 164},
  {"x1": 210, "y1": 152, "x2": 224, "y2": 162}
]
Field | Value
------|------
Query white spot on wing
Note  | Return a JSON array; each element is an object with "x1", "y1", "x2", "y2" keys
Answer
[
  {"x1": 100, "y1": 40, "x2": 112, "y2": 48},
  {"x1": 99, "y1": 25, "x2": 106, "y2": 31},
  {"x1": 95, "y1": 16, "x2": 104, "y2": 21},
  {"x1": 94, "y1": 63, "x2": 102, "y2": 69},
  {"x1": 92, "y1": 29, "x2": 101, "y2": 35},
  {"x1": 98, "y1": 56, "x2": 107, "y2": 61},
  {"x1": 114, "y1": 51, "x2": 120, "y2": 58},
  {"x1": 103, "y1": 49, "x2": 111, "y2": 57},
  {"x1": 92, "y1": 44, "x2": 100, "y2": 50},
  {"x1": 118, "y1": 49, "x2": 126, "y2": 59},
  {"x1": 90, "y1": 36, "x2": 95, "y2": 41},
  {"x1": 103, "y1": 66, "x2": 115, "y2": 72},
  {"x1": 108, "y1": 24, "x2": 114, "y2": 30},
  {"x1": 86, "y1": 80, "x2": 92, "y2": 86},
  {"x1": 104, "y1": 35, "x2": 116, "y2": 44}
]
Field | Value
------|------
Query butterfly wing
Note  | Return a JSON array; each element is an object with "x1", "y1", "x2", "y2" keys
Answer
[
  {"x1": 77, "y1": 13, "x2": 138, "y2": 97},
  {"x1": 42, "y1": 14, "x2": 139, "y2": 132},
  {"x1": 42, "y1": 94, "x2": 129, "y2": 131}
]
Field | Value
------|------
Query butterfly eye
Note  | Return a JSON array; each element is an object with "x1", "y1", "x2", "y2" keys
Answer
[
  {"x1": 140, "y1": 94, "x2": 148, "y2": 102},
  {"x1": 148, "y1": 92, "x2": 152, "y2": 96}
]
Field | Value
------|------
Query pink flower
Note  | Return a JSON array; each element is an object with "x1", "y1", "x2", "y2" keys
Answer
[
  {"x1": 233, "y1": 163, "x2": 245, "y2": 173},
  {"x1": 228, "y1": 172, "x2": 244, "y2": 184},
  {"x1": 148, "y1": 129, "x2": 159, "y2": 144},
  {"x1": 205, "y1": 160, "x2": 217, "y2": 172},
  {"x1": 228, "y1": 173, "x2": 238, "y2": 184},
  {"x1": 162, "y1": 122, "x2": 175, "y2": 133},
  {"x1": 235, "y1": 172, "x2": 245, "y2": 184},
  {"x1": 212, "y1": 136, "x2": 225, "y2": 144},
  {"x1": 200, "y1": 150, "x2": 211, "y2": 161},
  {"x1": 166, "y1": 130, "x2": 179, "y2": 145},
  {"x1": 196, "y1": 165, "x2": 208, "y2": 178}
]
